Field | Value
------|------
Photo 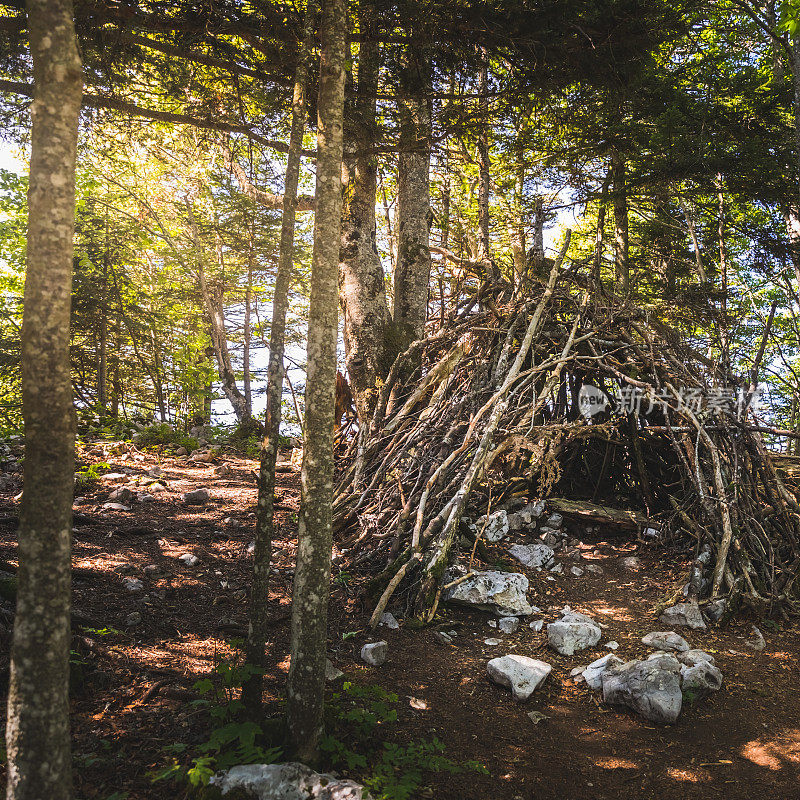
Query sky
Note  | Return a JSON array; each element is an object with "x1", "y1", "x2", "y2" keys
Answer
[{"x1": 0, "y1": 143, "x2": 25, "y2": 175}]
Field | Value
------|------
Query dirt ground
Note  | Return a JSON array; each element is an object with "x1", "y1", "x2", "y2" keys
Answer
[{"x1": 1, "y1": 449, "x2": 799, "y2": 799}]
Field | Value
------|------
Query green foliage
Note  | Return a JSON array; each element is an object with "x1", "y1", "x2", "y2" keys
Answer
[
  {"x1": 321, "y1": 682, "x2": 488, "y2": 800},
  {"x1": 133, "y1": 423, "x2": 199, "y2": 452},
  {"x1": 151, "y1": 648, "x2": 279, "y2": 788},
  {"x1": 74, "y1": 461, "x2": 111, "y2": 489}
]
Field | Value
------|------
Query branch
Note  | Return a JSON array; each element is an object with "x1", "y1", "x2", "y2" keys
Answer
[
  {"x1": 217, "y1": 140, "x2": 316, "y2": 211},
  {"x1": 730, "y1": 0, "x2": 792, "y2": 57},
  {"x1": 0, "y1": 79, "x2": 308, "y2": 156}
]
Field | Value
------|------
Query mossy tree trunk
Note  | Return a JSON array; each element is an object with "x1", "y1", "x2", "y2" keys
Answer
[
  {"x1": 338, "y1": 0, "x2": 392, "y2": 424},
  {"x1": 285, "y1": 0, "x2": 347, "y2": 762},
  {"x1": 5, "y1": 1, "x2": 82, "y2": 798},
  {"x1": 392, "y1": 44, "x2": 432, "y2": 352}
]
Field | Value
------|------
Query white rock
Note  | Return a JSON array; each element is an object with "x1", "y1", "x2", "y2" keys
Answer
[
  {"x1": 475, "y1": 510, "x2": 510, "y2": 542},
  {"x1": 678, "y1": 649, "x2": 715, "y2": 667},
  {"x1": 549, "y1": 563, "x2": 564, "y2": 575},
  {"x1": 583, "y1": 653, "x2": 625, "y2": 690},
  {"x1": 641, "y1": 631, "x2": 690, "y2": 653},
  {"x1": 680, "y1": 660, "x2": 723, "y2": 696},
  {"x1": 745, "y1": 625, "x2": 766, "y2": 651},
  {"x1": 570, "y1": 666, "x2": 586, "y2": 677},
  {"x1": 108, "y1": 487, "x2": 136, "y2": 504},
  {"x1": 570, "y1": 566, "x2": 584, "y2": 577},
  {"x1": 619, "y1": 556, "x2": 642, "y2": 570},
  {"x1": 508, "y1": 542, "x2": 555, "y2": 570},
  {"x1": 487, "y1": 619, "x2": 497, "y2": 628},
  {"x1": 704, "y1": 598, "x2": 727, "y2": 623},
  {"x1": 659, "y1": 602, "x2": 707, "y2": 630},
  {"x1": 445, "y1": 569, "x2": 533, "y2": 616},
  {"x1": 103, "y1": 502, "x2": 131, "y2": 512},
  {"x1": 605, "y1": 641, "x2": 619, "y2": 650},
  {"x1": 360, "y1": 641, "x2": 388, "y2": 666},
  {"x1": 601, "y1": 656, "x2": 682, "y2": 724},
  {"x1": 498, "y1": 617, "x2": 519, "y2": 634},
  {"x1": 182, "y1": 488, "x2": 210, "y2": 505},
  {"x1": 210, "y1": 763, "x2": 369, "y2": 800},
  {"x1": 484, "y1": 637, "x2": 501, "y2": 646},
  {"x1": 487, "y1": 655, "x2": 552, "y2": 701},
  {"x1": 547, "y1": 611, "x2": 601, "y2": 655},
  {"x1": 520, "y1": 500, "x2": 546, "y2": 522},
  {"x1": 325, "y1": 659, "x2": 345, "y2": 682},
  {"x1": 178, "y1": 553, "x2": 200, "y2": 567},
  {"x1": 586, "y1": 564, "x2": 604, "y2": 575},
  {"x1": 529, "y1": 619, "x2": 544, "y2": 632},
  {"x1": 123, "y1": 577, "x2": 143, "y2": 592},
  {"x1": 546, "y1": 513, "x2": 563, "y2": 528},
  {"x1": 379, "y1": 612, "x2": 400, "y2": 629},
  {"x1": 100, "y1": 472, "x2": 127, "y2": 482}
]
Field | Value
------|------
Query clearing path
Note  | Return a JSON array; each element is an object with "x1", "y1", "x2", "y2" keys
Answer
[{"x1": 0, "y1": 449, "x2": 798, "y2": 799}]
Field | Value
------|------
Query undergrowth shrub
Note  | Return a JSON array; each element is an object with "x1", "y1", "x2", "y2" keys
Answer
[
  {"x1": 322, "y1": 681, "x2": 488, "y2": 800},
  {"x1": 132, "y1": 423, "x2": 199, "y2": 452}
]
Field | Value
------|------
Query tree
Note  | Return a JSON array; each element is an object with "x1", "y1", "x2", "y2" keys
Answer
[
  {"x1": 244, "y1": 0, "x2": 318, "y2": 714},
  {"x1": 285, "y1": 0, "x2": 347, "y2": 761},
  {"x1": 5, "y1": 1, "x2": 82, "y2": 798},
  {"x1": 338, "y1": 0, "x2": 393, "y2": 424}
]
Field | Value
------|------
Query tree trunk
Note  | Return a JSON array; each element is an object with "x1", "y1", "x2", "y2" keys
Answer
[
  {"x1": 98, "y1": 246, "x2": 108, "y2": 419},
  {"x1": 191, "y1": 218, "x2": 248, "y2": 422},
  {"x1": 392, "y1": 45, "x2": 432, "y2": 351},
  {"x1": 510, "y1": 136, "x2": 527, "y2": 284},
  {"x1": 285, "y1": 0, "x2": 347, "y2": 761},
  {"x1": 611, "y1": 149, "x2": 629, "y2": 293},
  {"x1": 593, "y1": 167, "x2": 612, "y2": 285},
  {"x1": 338, "y1": 0, "x2": 391, "y2": 424},
  {"x1": 6, "y1": 2, "x2": 81, "y2": 798},
  {"x1": 767, "y1": 0, "x2": 784, "y2": 84},
  {"x1": 243, "y1": 215, "x2": 254, "y2": 419},
  {"x1": 243, "y1": 0, "x2": 318, "y2": 714},
  {"x1": 477, "y1": 50, "x2": 491, "y2": 264}
]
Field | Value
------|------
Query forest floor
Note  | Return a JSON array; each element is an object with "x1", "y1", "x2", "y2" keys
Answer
[{"x1": 1, "y1": 449, "x2": 800, "y2": 800}]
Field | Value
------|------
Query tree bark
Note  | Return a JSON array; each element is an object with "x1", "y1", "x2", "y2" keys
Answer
[
  {"x1": 6, "y1": 1, "x2": 81, "y2": 798},
  {"x1": 477, "y1": 50, "x2": 491, "y2": 264},
  {"x1": 392, "y1": 45, "x2": 432, "y2": 351},
  {"x1": 243, "y1": 214, "x2": 254, "y2": 418},
  {"x1": 338, "y1": 0, "x2": 391, "y2": 424},
  {"x1": 611, "y1": 149, "x2": 629, "y2": 293},
  {"x1": 243, "y1": 0, "x2": 318, "y2": 714},
  {"x1": 593, "y1": 166, "x2": 612, "y2": 285},
  {"x1": 285, "y1": 0, "x2": 347, "y2": 761},
  {"x1": 190, "y1": 211, "x2": 249, "y2": 422},
  {"x1": 510, "y1": 136, "x2": 527, "y2": 283}
]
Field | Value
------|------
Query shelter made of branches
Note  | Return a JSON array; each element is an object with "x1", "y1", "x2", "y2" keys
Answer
[{"x1": 333, "y1": 257, "x2": 800, "y2": 626}]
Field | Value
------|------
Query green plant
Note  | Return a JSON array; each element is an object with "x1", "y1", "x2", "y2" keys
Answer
[
  {"x1": 133, "y1": 423, "x2": 199, "y2": 452},
  {"x1": 322, "y1": 682, "x2": 487, "y2": 800},
  {"x1": 74, "y1": 461, "x2": 111, "y2": 489},
  {"x1": 333, "y1": 570, "x2": 353, "y2": 590},
  {"x1": 151, "y1": 648, "x2": 280, "y2": 788}
]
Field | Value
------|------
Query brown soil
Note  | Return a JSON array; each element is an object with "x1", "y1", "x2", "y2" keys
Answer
[{"x1": 1, "y1": 450, "x2": 799, "y2": 799}]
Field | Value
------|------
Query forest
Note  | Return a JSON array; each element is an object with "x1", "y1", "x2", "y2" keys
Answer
[{"x1": 1, "y1": 0, "x2": 800, "y2": 798}]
